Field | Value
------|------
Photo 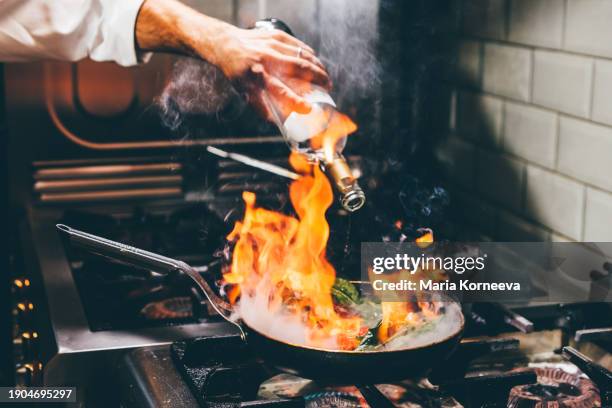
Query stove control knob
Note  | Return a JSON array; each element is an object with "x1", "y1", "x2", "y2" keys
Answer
[
  {"x1": 11, "y1": 278, "x2": 31, "y2": 300},
  {"x1": 14, "y1": 362, "x2": 42, "y2": 387},
  {"x1": 21, "y1": 332, "x2": 39, "y2": 362},
  {"x1": 15, "y1": 301, "x2": 35, "y2": 330},
  {"x1": 12, "y1": 335, "x2": 23, "y2": 363},
  {"x1": 15, "y1": 365, "x2": 29, "y2": 386}
]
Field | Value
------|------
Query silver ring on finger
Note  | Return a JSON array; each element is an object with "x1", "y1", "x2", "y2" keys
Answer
[{"x1": 296, "y1": 46, "x2": 303, "y2": 59}]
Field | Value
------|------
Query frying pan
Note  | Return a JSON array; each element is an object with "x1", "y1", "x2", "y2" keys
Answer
[{"x1": 56, "y1": 224, "x2": 464, "y2": 385}]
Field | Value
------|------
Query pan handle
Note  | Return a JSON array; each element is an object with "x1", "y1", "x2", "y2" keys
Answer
[{"x1": 55, "y1": 224, "x2": 246, "y2": 338}]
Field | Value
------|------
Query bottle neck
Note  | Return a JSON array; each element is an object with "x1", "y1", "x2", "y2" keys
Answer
[{"x1": 320, "y1": 155, "x2": 366, "y2": 212}]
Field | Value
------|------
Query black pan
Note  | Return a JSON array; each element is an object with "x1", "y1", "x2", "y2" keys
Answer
[{"x1": 56, "y1": 224, "x2": 464, "y2": 385}]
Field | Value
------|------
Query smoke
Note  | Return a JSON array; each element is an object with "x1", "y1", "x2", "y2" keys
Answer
[
  {"x1": 315, "y1": 0, "x2": 382, "y2": 107},
  {"x1": 156, "y1": 57, "x2": 243, "y2": 133},
  {"x1": 236, "y1": 281, "x2": 313, "y2": 347},
  {"x1": 236, "y1": 282, "x2": 464, "y2": 351},
  {"x1": 381, "y1": 300, "x2": 463, "y2": 350}
]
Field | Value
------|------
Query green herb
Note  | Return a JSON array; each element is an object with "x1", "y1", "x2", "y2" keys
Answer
[
  {"x1": 355, "y1": 321, "x2": 382, "y2": 351},
  {"x1": 331, "y1": 278, "x2": 361, "y2": 306}
]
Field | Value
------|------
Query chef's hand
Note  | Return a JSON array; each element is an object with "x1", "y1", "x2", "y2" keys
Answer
[
  {"x1": 211, "y1": 27, "x2": 331, "y2": 119},
  {"x1": 135, "y1": 0, "x2": 331, "y2": 120}
]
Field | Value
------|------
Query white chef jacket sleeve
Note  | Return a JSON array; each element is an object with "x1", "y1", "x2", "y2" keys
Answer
[{"x1": 0, "y1": 0, "x2": 151, "y2": 66}]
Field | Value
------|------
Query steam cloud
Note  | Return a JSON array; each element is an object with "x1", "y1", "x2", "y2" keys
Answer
[
  {"x1": 237, "y1": 284, "x2": 464, "y2": 351},
  {"x1": 157, "y1": 58, "x2": 240, "y2": 132},
  {"x1": 316, "y1": 0, "x2": 382, "y2": 107}
]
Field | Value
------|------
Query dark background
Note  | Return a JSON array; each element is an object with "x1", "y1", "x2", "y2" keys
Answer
[{"x1": 1, "y1": 63, "x2": 11, "y2": 386}]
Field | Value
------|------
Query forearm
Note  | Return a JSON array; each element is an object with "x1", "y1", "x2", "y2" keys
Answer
[
  {"x1": 134, "y1": 0, "x2": 329, "y2": 120},
  {"x1": 135, "y1": 0, "x2": 233, "y2": 67}
]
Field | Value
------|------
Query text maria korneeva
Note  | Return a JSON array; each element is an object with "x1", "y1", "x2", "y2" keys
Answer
[{"x1": 372, "y1": 279, "x2": 521, "y2": 292}]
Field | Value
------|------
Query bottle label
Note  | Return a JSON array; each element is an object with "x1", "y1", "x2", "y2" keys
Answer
[
  {"x1": 283, "y1": 89, "x2": 336, "y2": 144},
  {"x1": 305, "y1": 89, "x2": 336, "y2": 107}
]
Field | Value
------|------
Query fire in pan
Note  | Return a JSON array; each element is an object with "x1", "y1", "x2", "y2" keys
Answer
[{"x1": 57, "y1": 224, "x2": 464, "y2": 385}]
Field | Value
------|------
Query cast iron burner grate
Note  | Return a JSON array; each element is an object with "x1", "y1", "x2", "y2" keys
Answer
[
  {"x1": 170, "y1": 334, "x2": 543, "y2": 408},
  {"x1": 171, "y1": 334, "x2": 304, "y2": 407}
]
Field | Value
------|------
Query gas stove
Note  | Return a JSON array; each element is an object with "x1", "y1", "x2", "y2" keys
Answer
[
  {"x1": 12, "y1": 196, "x2": 612, "y2": 407},
  {"x1": 116, "y1": 317, "x2": 612, "y2": 408}
]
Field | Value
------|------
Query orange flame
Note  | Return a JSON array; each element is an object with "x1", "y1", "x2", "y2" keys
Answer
[
  {"x1": 309, "y1": 110, "x2": 358, "y2": 162},
  {"x1": 224, "y1": 154, "x2": 362, "y2": 349},
  {"x1": 224, "y1": 103, "x2": 440, "y2": 350},
  {"x1": 378, "y1": 302, "x2": 418, "y2": 343},
  {"x1": 416, "y1": 229, "x2": 434, "y2": 248},
  {"x1": 377, "y1": 230, "x2": 439, "y2": 344}
]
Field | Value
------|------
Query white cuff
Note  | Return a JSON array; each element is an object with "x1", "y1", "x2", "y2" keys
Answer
[{"x1": 90, "y1": 0, "x2": 149, "y2": 66}]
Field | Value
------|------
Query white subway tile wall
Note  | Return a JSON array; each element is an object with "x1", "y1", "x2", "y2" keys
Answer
[
  {"x1": 584, "y1": 188, "x2": 612, "y2": 241},
  {"x1": 498, "y1": 210, "x2": 551, "y2": 241},
  {"x1": 565, "y1": 0, "x2": 612, "y2": 59},
  {"x1": 446, "y1": 0, "x2": 612, "y2": 241},
  {"x1": 453, "y1": 191, "x2": 499, "y2": 238},
  {"x1": 558, "y1": 117, "x2": 612, "y2": 192},
  {"x1": 236, "y1": 0, "x2": 262, "y2": 27},
  {"x1": 524, "y1": 165, "x2": 585, "y2": 240},
  {"x1": 462, "y1": 0, "x2": 507, "y2": 40},
  {"x1": 457, "y1": 40, "x2": 482, "y2": 87},
  {"x1": 457, "y1": 91, "x2": 504, "y2": 147},
  {"x1": 476, "y1": 149, "x2": 525, "y2": 211},
  {"x1": 503, "y1": 102, "x2": 557, "y2": 168},
  {"x1": 592, "y1": 59, "x2": 612, "y2": 126},
  {"x1": 266, "y1": 0, "x2": 319, "y2": 43},
  {"x1": 508, "y1": 0, "x2": 565, "y2": 49},
  {"x1": 483, "y1": 43, "x2": 532, "y2": 101},
  {"x1": 532, "y1": 50, "x2": 593, "y2": 117},
  {"x1": 183, "y1": 0, "x2": 234, "y2": 22},
  {"x1": 435, "y1": 136, "x2": 477, "y2": 190},
  {"x1": 185, "y1": 0, "x2": 311, "y2": 29}
]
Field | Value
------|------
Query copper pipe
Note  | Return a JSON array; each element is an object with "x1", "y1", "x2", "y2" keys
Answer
[
  {"x1": 34, "y1": 163, "x2": 182, "y2": 180},
  {"x1": 34, "y1": 175, "x2": 182, "y2": 192},
  {"x1": 44, "y1": 64, "x2": 283, "y2": 150},
  {"x1": 217, "y1": 183, "x2": 279, "y2": 193},
  {"x1": 40, "y1": 187, "x2": 182, "y2": 202},
  {"x1": 217, "y1": 172, "x2": 256, "y2": 180}
]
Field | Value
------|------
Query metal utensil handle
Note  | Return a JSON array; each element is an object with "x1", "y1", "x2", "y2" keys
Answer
[{"x1": 55, "y1": 224, "x2": 245, "y2": 337}]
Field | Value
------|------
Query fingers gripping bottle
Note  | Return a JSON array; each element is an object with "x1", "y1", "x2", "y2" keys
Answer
[{"x1": 253, "y1": 18, "x2": 366, "y2": 212}]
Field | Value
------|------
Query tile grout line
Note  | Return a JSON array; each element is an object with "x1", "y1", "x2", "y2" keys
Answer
[
  {"x1": 504, "y1": 0, "x2": 511, "y2": 41},
  {"x1": 520, "y1": 158, "x2": 527, "y2": 215},
  {"x1": 588, "y1": 59, "x2": 596, "y2": 120},
  {"x1": 528, "y1": 48, "x2": 535, "y2": 103},
  {"x1": 478, "y1": 40, "x2": 484, "y2": 89},
  {"x1": 580, "y1": 185, "x2": 588, "y2": 241},
  {"x1": 451, "y1": 128, "x2": 611, "y2": 196},
  {"x1": 561, "y1": 0, "x2": 568, "y2": 49},
  {"x1": 450, "y1": 82, "x2": 612, "y2": 129},
  {"x1": 461, "y1": 34, "x2": 612, "y2": 62},
  {"x1": 451, "y1": 182, "x2": 572, "y2": 241},
  {"x1": 553, "y1": 112, "x2": 561, "y2": 171}
]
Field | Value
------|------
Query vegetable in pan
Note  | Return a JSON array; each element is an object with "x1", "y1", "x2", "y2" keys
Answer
[{"x1": 330, "y1": 278, "x2": 444, "y2": 351}]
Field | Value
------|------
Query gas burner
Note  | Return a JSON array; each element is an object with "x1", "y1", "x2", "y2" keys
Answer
[
  {"x1": 508, "y1": 367, "x2": 601, "y2": 408},
  {"x1": 141, "y1": 296, "x2": 193, "y2": 320},
  {"x1": 259, "y1": 375, "x2": 365, "y2": 408},
  {"x1": 304, "y1": 392, "x2": 363, "y2": 408}
]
